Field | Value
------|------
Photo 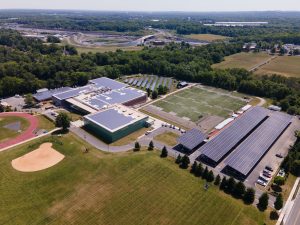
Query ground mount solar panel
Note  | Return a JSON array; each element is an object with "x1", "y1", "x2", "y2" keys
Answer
[
  {"x1": 224, "y1": 112, "x2": 292, "y2": 179},
  {"x1": 198, "y1": 107, "x2": 269, "y2": 166}
]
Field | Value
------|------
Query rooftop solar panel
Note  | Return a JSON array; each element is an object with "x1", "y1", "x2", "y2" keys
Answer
[
  {"x1": 199, "y1": 107, "x2": 269, "y2": 164},
  {"x1": 225, "y1": 112, "x2": 292, "y2": 176},
  {"x1": 33, "y1": 87, "x2": 72, "y2": 101},
  {"x1": 178, "y1": 128, "x2": 207, "y2": 150},
  {"x1": 86, "y1": 108, "x2": 135, "y2": 131},
  {"x1": 151, "y1": 76, "x2": 158, "y2": 91},
  {"x1": 90, "y1": 77, "x2": 127, "y2": 90},
  {"x1": 146, "y1": 77, "x2": 154, "y2": 89},
  {"x1": 53, "y1": 85, "x2": 96, "y2": 100},
  {"x1": 141, "y1": 77, "x2": 149, "y2": 88}
]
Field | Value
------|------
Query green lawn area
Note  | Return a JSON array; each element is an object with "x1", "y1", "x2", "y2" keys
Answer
[
  {"x1": 185, "y1": 34, "x2": 229, "y2": 42},
  {"x1": 255, "y1": 56, "x2": 300, "y2": 78},
  {"x1": 153, "y1": 86, "x2": 245, "y2": 122},
  {"x1": 0, "y1": 116, "x2": 30, "y2": 142},
  {"x1": 213, "y1": 52, "x2": 273, "y2": 70},
  {"x1": 0, "y1": 133, "x2": 270, "y2": 225},
  {"x1": 154, "y1": 131, "x2": 179, "y2": 146},
  {"x1": 36, "y1": 115, "x2": 55, "y2": 131}
]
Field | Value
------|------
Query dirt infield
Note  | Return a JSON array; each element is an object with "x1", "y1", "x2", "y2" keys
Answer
[
  {"x1": 0, "y1": 112, "x2": 38, "y2": 150},
  {"x1": 11, "y1": 143, "x2": 65, "y2": 172}
]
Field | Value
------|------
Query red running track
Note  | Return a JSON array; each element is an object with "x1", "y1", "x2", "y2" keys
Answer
[{"x1": 0, "y1": 112, "x2": 38, "y2": 149}]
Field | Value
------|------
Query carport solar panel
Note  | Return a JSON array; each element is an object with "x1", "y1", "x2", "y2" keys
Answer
[
  {"x1": 178, "y1": 128, "x2": 207, "y2": 150},
  {"x1": 199, "y1": 107, "x2": 269, "y2": 164},
  {"x1": 225, "y1": 112, "x2": 292, "y2": 176},
  {"x1": 146, "y1": 77, "x2": 154, "y2": 89},
  {"x1": 151, "y1": 76, "x2": 158, "y2": 91},
  {"x1": 141, "y1": 77, "x2": 148, "y2": 88}
]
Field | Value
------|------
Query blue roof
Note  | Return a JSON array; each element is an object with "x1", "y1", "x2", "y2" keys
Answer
[
  {"x1": 85, "y1": 108, "x2": 136, "y2": 131},
  {"x1": 90, "y1": 77, "x2": 127, "y2": 90},
  {"x1": 33, "y1": 87, "x2": 72, "y2": 101},
  {"x1": 178, "y1": 128, "x2": 207, "y2": 150}
]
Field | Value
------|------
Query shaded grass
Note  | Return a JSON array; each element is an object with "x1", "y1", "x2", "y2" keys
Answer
[
  {"x1": 0, "y1": 133, "x2": 269, "y2": 225},
  {"x1": 0, "y1": 116, "x2": 30, "y2": 142},
  {"x1": 154, "y1": 131, "x2": 179, "y2": 146},
  {"x1": 213, "y1": 52, "x2": 273, "y2": 70},
  {"x1": 36, "y1": 115, "x2": 55, "y2": 131}
]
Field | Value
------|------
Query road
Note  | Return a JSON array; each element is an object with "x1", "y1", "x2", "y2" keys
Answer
[{"x1": 285, "y1": 189, "x2": 300, "y2": 225}]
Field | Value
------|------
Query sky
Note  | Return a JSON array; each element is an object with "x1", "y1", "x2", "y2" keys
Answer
[{"x1": 0, "y1": 0, "x2": 300, "y2": 12}]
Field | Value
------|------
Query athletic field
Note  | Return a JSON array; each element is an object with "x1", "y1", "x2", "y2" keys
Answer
[
  {"x1": 153, "y1": 86, "x2": 245, "y2": 122},
  {"x1": 0, "y1": 133, "x2": 270, "y2": 225},
  {"x1": 185, "y1": 34, "x2": 229, "y2": 42}
]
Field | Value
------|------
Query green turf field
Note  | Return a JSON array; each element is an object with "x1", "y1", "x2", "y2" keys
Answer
[
  {"x1": 254, "y1": 56, "x2": 300, "y2": 78},
  {"x1": 0, "y1": 116, "x2": 30, "y2": 142},
  {"x1": 212, "y1": 52, "x2": 273, "y2": 70},
  {"x1": 153, "y1": 86, "x2": 245, "y2": 122},
  {"x1": 185, "y1": 34, "x2": 229, "y2": 42},
  {"x1": 0, "y1": 133, "x2": 270, "y2": 225}
]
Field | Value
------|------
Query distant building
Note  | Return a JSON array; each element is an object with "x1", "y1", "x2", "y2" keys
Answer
[
  {"x1": 177, "y1": 81, "x2": 188, "y2": 89},
  {"x1": 243, "y1": 43, "x2": 257, "y2": 51},
  {"x1": 204, "y1": 22, "x2": 268, "y2": 27},
  {"x1": 268, "y1": 105, "x2": 282, "y2": 111}
]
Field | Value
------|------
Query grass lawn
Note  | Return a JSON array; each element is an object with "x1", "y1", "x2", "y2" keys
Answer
[
  {"x1": 110, "y1": 127, "x2": 151, "y2": 146},
  {"x1": 153, "y1": 86, "x2": 245, "y2": 122},
  {"x1": 0, "y1": 116, "x2": 30, "y2": 142},
  {"x1": 36, "y1": 115, "x2": 55, "y2": 131},
  {"x1": 75, "y1": 45, "x2": 143, "y2": 54},
  {"x1": 185, "y1": 34, "x2": 229, "y2": 42},
  {"x1": 255, "y1": 56, "x2": 300, "y2": 78},
  {"x1": 0, "y1": 133, "x2": 270, "y2": 225},
  {"x1": 154, "y1": 131, "x2": 179, "y2": 146},
  {"x1": 213, "y1": 52, "x2": 273, "y2": 70}
]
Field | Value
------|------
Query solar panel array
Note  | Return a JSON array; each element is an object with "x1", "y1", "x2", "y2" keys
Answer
[
  {"x1": 199, "y1": 107, "x2": 269, "y2": 164},
  {"x1": 178, "y1": 128, "x2": 207, "y2": 150},
  {"x1": 90, "y1": 77, "x2": 127, "y2": 90},
  {"x1": 137, "y1": 78, "x2": 144, "y2": 87},
  {"x1": 146, "y1": 77, "x2": 153, "y2": 89},
  {"x1": 141, "y1": 78, "x2": 148, "y2": 88},
  {"x1": 151, "y1": 76, "x2": 158, "y2": 91},
  {"x1": 158, "y1": 77, "x2": 163, "y2": 87},
  {"x1": 224, "y1": 112, "x2": 292, "y2": 176},
  {"x1": 33, "y1": 87, "x2": 72, "y2": 101},
  {"x1": 86, "y1": 108, "x2": 135, "y2": 131},
  {"x1": 167, "y1": 79, "x2": 172, "y2": 89},
  {"x1": 163, "y1": 78, "x2": 168, "y2": 87},
  {"x1": 53, "y1": 85, "x2": 96, "y2": 100}
]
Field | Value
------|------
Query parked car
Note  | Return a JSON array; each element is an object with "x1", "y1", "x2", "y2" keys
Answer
[
  {"x1": 145, "y1": 131, "x2": 152, "y2": 135},
  {"x1": 257, "y1": 179, "x2": 267, "y2": 187},
  {"x1": 265, "y1": 166, "x2": 274, "y2": 172},
  {"x1": 263, "y1": 169, "x2": 272, "y2": 175},
  {"x1": 276, "y1": 153, "x2": 284, "y2": 158},
  {"x1": 259, "y1": 176, "x2": 269, "y2": 182},
  {"x1": 262, "y1": 172, "x2": 271, "y2": 178}
]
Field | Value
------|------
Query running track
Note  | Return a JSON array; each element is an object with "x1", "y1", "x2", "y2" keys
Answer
[{"x1": 0, "y1": 112, "x2": 38, "y2": 149}]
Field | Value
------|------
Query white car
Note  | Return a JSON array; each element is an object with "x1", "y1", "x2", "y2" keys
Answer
[{"x1": 257, "y1": 179, "x2": 267, "y2": 187}]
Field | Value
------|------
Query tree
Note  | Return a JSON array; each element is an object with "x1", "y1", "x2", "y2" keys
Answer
[
  {"x1": 220, "y1": 177, "x2": 227, "y2": 190},
  {"x1": 233, "y1": 181, "x2": 246, "y2": 199},
  {"x1": 180, "y1": 155, "x2": 190, "y2": 169},
  {"x1": 148, "y1": 140, "x2": 154, "y2": 151},
  {"x1": 24, "y1": 94, "x2": 35, "y2": 107},
  {"x1": 55, "y1": 112, "x2": 71, "y2": 131},
  {"x1": 258, "y1": 192, "x2": 269, "y2": 211},
  {"x1": 206, "y1": 170, "x2": 215, "y2": 182},
  {"x1": 291, "y1": 160, "x2": 300, "y2": 176},
  {"x1": 134, "y1": 141, "x2": 141, "y2": 151},
  {"x1": 195, "y1": 163, "x2": 203, "y2": 177},
  {"x1": 214, "y1": 174, "x2": 221, "y2": 186},
  {"x1": 243, "y1": 188, "x2": 256, "y2": 205},
  {"x1": 274, "y1": 193, "x2": 283, "y2": 210},
  {"x1": 225, "y1": 177, "x2": 236, "y2": 194},
  {"x1": 151, "y1": 90, "x2": 158, "y2": 99},
  {"x1": 190, "y1": 161, "x2": 197, "y2": 173},
  {"x1": 175, "y1": 155, "x2": 182, "y2": 164},
  {"x1": 160, "y1": 146, "x2": 168, "y2": 158},
  {"x1": 274, "y1": 176, "x2": 285, "y2": 186},
  {"x1": 146, "y1": 88, "x2": 151, "y2": 97},
  {"x1": 202, "y1": 166, "x2": 209, "y2": 179}
]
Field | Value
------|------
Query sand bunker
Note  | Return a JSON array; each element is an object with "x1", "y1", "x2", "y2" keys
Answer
[{"x1": 11, "y1": 143, "x2": 65, "y2": 172}]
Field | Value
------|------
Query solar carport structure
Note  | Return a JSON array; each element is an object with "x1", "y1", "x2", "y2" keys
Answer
[
  {"x1": 224, "y1": 112, "x2": 292, "y2": 180},
  {"x1": 177, "y1": 129, "x2": 207, "y2": 151},
  {"x1": 198, "y1": 107, "x2": 269, "y2": 166}
]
